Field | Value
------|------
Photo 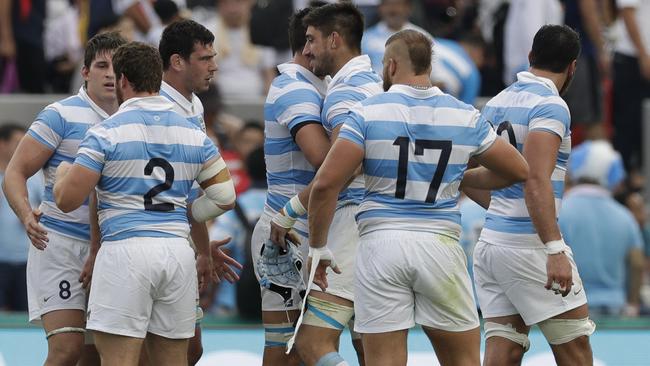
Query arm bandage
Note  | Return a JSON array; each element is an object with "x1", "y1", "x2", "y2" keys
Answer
[
  {"x1": 191, "y1": 158, "x2": 236, "y2": 222},
  {"x1": 272, "y1": 195, "x2": 307, "y2": 229},
  {"x1": 544, "y1": 239, "x2": 568, "y2": 255}
]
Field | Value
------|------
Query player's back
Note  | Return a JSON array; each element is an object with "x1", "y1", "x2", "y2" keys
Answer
[
  {"x1": 27, "y1": 88, "x2": 108, "y2": 240},
  {"x1": 77, "y1": 97, "x2": 218, "y2": 242},
  {"x1": 339, "y1": 85, "x2": 496, "y2": 239},
  {"x1": 262, "y1": 63, "x2": 326, "y2": 235},
  {"x1": 479, "y1": 71, "x2": 571, "y2": 248}
]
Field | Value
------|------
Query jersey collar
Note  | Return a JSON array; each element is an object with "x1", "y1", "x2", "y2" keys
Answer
[
  {"x1": 78, "y1": 86, "x2": 110, "y2": 119},
  {"x1": 388, "y1": 84, "x2": 444, "y2": 99},
  {"x1": 277, "y1": 62, "x2": 328, "y2": 96},
  {"x1": 118, "y1": 95, "x2": 175, "y2": 113},
  {"x1": 329, "y1": 55, "x2": 373, "y2": 91},
  {"x1": 160, "y1": 81, "x2": 197, "y2": 115},
  {"x1": 516, "y1": 71, "x2": 559, "y2": 95}
]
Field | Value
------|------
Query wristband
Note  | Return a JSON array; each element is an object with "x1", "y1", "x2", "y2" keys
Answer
[
  {"x1": 285, "y1": 195, "x2": 307, "y2": 218},
  {"x1": 544, "y1": 239, "x2": 567, "y2": 255}
]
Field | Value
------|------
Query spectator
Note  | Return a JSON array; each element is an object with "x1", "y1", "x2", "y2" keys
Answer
[
  {"x1": 559, "y1": 140, "x2": 645, "y2": 316},
  {"x1": 562, "y1": 0, "x2": 610, "y2": 143},
  {"x1": 0, "y1": 0, "x2": 47, "y2": 93},
  {"x1": 208, "y1": 146, "x2": 267, "y2": 315},
  {"x1": 0, "y1": 124, "x2": 43, "y2": 311},
  {"x1": 208, "y1": 0, "x2": 276, "y2": 102},
  {"x1": 612, "y1": 0, "x2": 650, "y2": 172},
  {"x1": 431, "y1": 33, "x2": 484, "y2": 104},
  {"x1": 149, "y1": 0, "x2": 184, "y2": 46},
  {"x1": 503, "y1": 0, "x2": 563, "y2": 85},
  {"x1": 44, "y1": 0, "x2": 82, "y2": 93},
  {"x1": 233, "y1": 121, "x2": 264, "y2": 163}
]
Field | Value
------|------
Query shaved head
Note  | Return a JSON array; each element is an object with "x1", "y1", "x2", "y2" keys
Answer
[{"x1": 382, "y1": 29, "x2": 432, "y2": 90}]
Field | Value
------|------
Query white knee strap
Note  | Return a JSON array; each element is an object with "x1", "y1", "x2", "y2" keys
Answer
[
  {"x1": 484, "y1": 322, "x2": 530, "y2": 352},
  {"x1": 538, "y1": 317, "x2": 596, "y2": 345},
  {"x1": 46, "y1": 327, "x2": 86, "y2": 339}
]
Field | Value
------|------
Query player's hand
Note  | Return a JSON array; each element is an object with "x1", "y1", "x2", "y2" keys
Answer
[
  {"x1": 22, "y1": 208, "x2": 48, "y2": 250},
  {"x1": 196, "y1": 253, "x2": 213, "y2": 292},
  {"x1": 545, "y1": 253, "x2": 573, "y2": 297},
  {"x1": 307, "y1": 247, "x2": 341, "y2": 292},
  {"x1": 210, "y1": 237, "x2": 243, "y2": 283},
  {"x1": 270, "y1": 220, "x2": 302, "y2": 249},
  {"x1": 79, "y1": 249, "x2": 97, "y2": 290}
]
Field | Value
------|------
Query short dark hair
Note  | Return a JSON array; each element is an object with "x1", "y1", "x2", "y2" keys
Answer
[
  {"x1": 0, "y1": 123, "x2": 25, "y2": 142},
  {"x1": 288, "y1": 3, "x2": 327, "y2": 55},
  {"x1": 386, "y1": 29, "x2": 432, "y2": 75},
  {"x1": 153, "y1": 0, "x2": 179, "y2": 24},
  {"x1": 303, "y1": 2, "x2": 364, "y2": 52},
  {"x1": 84, "y1": 31, "x2": 127, "y2": 68},
  {"x1": 529, "y1": 25, "x2": 581, "y2": 73},
  {"x1": 159, "y1": 20, "x2": 215, "y2": 70},
  {"x1": 113, "y1": 42, "x2": 163, "y2": 93}
]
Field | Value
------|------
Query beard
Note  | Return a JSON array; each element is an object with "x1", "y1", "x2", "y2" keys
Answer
[
  {"x1": 382, "y1": 67, "x2": 392, "y2": 91},
  {"x1": 312, "y1": 51, "x2": 334, "y2": 78},
  {"x1": 559, "y1": 69, "x2": 575, "y2": 96}
]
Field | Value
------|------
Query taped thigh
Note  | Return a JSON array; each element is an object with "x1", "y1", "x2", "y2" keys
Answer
[
  {"x1": 484, "y1": 322, "x2": 530, "y2": 352},
  {"x1": 538, "y1": 317, "x2": 596, "y2": 345},
  {"x1": 302, "y1": 296, "x2": 354, "y2": 332},
  {"x1": 264, "y1": 322, "x2": 295, "y2": 348},
  {"x1": 46, "y1": 327, "x2": 86, "y2": 339}
]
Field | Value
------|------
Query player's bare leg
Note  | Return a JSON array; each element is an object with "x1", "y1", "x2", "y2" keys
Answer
[
  {"x1": 144, "y1": 333, "x2": 190, "y2": 366},
  {"x1": 360, "y1": 330, "x2": 407, "y2": 366},
  {"x1": 262, "y1": 310, "x2": 302, "y2": 366},
  {"x1": 295, "y1": 291, "x2": 358, "y2": 366},
  {"x1": 78, "y1": 344, "x2": 101, "y2": 366},
  {"x1": 42, "y1": 309, "x2": 85, "y2": 366},
  {"x1": 424, "y1": 326, "x2": 481, "y2": 366},
  {"x1": 546, "y1": 304, "x2": 593, "y2": 366},
  {"x1": 187, "y1": 325, "x2": 203, "y2": 365},
  {"x1": 483, "y1": 314, "x2": 530, "y2": 366},
  {"x1": 93, "y1": 331, "x2": 143, "y2": 366},
  {"x1": 351, "y1": 336, "x2": 365, "y2": 365}
]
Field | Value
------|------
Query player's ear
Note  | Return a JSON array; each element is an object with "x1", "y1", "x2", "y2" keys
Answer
[
  {"x1": 171, "y1": 54, "x2": 184, "y2": 71},
  {"x1": 330, "y1": 32, "x2": 339, "y2": 50},
  {"x1": 81, "y1": 65, "x2": 90, "y2": 82}
]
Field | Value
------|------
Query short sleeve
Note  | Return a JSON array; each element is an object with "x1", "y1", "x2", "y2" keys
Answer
[
  {"x1": 529, "y1": 98, "x2": 570, "y2": 138},
  {"x1": 471, "y1": 112, "x2": 498, "y2": 156},
  {"x1": 202, "y1": 135, "x2": 219, "y2": 163},
  {"x1": 275, "y1": 85, "x2": 323, "y2": 132},
  {"x1": 338, "y1": 105, "x2": 367, "y2": 148},
  {"x1": 27, "y1": 108, "x2": 65, "y2": 150},
  {"x1": 74, "y1": 126, "x2": 110, "y2": 173},
  {"x1": 323, "y1": 89, "x2": 368, "y2": 132}
]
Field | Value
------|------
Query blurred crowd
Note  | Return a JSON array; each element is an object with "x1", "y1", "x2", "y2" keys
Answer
[{"x1": 2, "y1": 0, "x2": 650, "y2": 320}]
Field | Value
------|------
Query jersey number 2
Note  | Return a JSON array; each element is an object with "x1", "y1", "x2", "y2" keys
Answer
[
  {"x1": 393, "y1": 137, "x2": 452, "y2": 203},
  {"x1": 144, "y1": 158, "x2": 175, "y2": 211}
]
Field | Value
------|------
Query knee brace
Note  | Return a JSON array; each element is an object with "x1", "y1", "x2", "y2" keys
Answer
[
  {"x1": 484, "y1": 322, "x2": 530, "y2": 352},
  {"x1": 538, "y1": 317, "x2": 596, "y2": 345},
  {"x1": 45, "y1": 327, "x2": 86, "y2": 340},
  {"x1": 264, "y1": 322, "x2": 295, "y2": 348},
  {"x1": 302, "y1": 296, "x2": 354, "y2": 332},
  {"x1": 315, "y1": 352, "x2": 349, "y2": 366}
]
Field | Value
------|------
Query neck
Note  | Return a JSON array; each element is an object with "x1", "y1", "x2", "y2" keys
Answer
[
  {"x1": 332, "y1": 50, "x2": 360, "y2": 76},
  {"x1": 86, "y1": 88, "x2": 119, "y2": 115},
  {"x1": 529, "y1": 67, "x2": 565, "y2": 92},
  {"x1": 386, "y1": 21, "x2": 406, "y2": 32},
  {"x1": 397, "y1": 74, "x2": 432, "y2": 89},
  {"x1": 293, "y1": 53, "x2": 311, "y2": 71},
  {"x1": 163, "y1": 73, "x2": 193, "y2": 102}
]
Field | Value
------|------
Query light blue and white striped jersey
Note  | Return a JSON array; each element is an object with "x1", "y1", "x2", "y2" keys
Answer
[
  {"x1": 323, "y1": 55, "x2": 383, "y2": 206},
  {"x1": 27, "y1": 86, "x2": 110, "y2": 241},
  {"x1": 263, "y1": 62, "x2": 327, "y2": 237},
  {"x1": 479, "y1": 71, "x2": 572, "y2": 248},
  {"x1": 339, "y1": 84, "x2": 497, "y2": 238},
  {"x1": 160, "y1": 80, "x2": 206, "y2": 202},
  {"x1": 430, "y1": 38, "x2": 481, "y2": 105},
  {"x1": 74, "y1": 96, "x2": 219, "y2": 242}
]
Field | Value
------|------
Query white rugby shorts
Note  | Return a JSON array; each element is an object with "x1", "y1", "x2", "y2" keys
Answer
[
  {"x1": 86, "y1": 237, "x2": 197, "y2": 339},
  {"x1": 27, "y1": 229, "x2": 89, "y2": 322},
  {"x1": 473, "y1": 240, "x2": 588, "y2": 325},
  {"x1": 354, "y1": 230, "x2": 479, "y2": 334}
]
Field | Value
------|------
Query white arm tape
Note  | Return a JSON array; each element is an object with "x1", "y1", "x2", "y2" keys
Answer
[
  {"x1": 272, "y1": 195, "x2": 307, "y2": 229},
  {"x1": 191, "y1": 195, "x2": 228, "y2": 222},
  {"x1": 308, "y1": 246, "x2": 337, "y2": 269},
  {"x1": 197, "y1": 157, "x2": 228, "y2": 184},
  {"x1": 544, "y1": 239, "x2": 568, "y2": 255}
]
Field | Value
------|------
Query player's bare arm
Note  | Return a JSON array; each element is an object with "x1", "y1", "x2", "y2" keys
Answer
[
  {"x1": 80, "y1": 190, "x2": 101, "y2": 290},
  {"x1": 53, "y1": 161, "x2": 101, "y2": 213},
  {"x1": 2, "y1": 135, "x2": 55, "y2": 249},
  {"x1": 191, "y1": 156, "x2": 236, "y2": 222},
  {"x1": 308, "y1": 138, "x2": 363, "y2": 291},
  {"x1": 524, "y1": 130, "x2": 572, "y2": 296}
]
